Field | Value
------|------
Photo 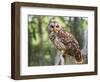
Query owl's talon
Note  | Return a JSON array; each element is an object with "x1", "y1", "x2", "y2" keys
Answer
[{"x1": 76, "y1": 58, "x2": 83, "y2": 64}]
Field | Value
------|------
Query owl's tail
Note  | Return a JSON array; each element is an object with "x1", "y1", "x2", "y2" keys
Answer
[{"x1": 75, "y1": 49, "x2": 84, "y2": 64}]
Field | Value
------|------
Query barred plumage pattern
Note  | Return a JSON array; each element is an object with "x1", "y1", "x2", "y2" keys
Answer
[{"x1": 48, "y1": 20, "x2": 83, "y2": 64}]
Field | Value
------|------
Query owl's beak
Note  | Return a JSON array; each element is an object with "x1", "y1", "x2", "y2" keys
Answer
[{"x1": 54, "y1": 28, "x2": 58, "y2": 33}]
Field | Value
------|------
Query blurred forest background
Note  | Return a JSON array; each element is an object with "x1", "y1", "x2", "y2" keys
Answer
[{"x1": 28, "y1": 15, "x2": 88, "y2": 66}]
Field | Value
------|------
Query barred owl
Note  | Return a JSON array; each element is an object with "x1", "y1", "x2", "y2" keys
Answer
[{"x1": 48, "y1": 19, "x2": 83, "y2": 65}]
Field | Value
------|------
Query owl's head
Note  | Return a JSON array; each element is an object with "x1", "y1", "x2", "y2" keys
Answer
[{"x1": 48, "y1": 18, "x2": 63, "y2": 33}]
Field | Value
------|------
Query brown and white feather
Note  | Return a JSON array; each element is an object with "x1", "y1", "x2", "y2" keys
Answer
[{"x1": 48, "y1": 20, "x2": 83, "y2": 64}]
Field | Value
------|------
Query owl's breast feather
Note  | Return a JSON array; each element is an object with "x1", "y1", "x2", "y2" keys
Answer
[{"x1": 54, "y1": 37, "x2": 66, "y2": 50}]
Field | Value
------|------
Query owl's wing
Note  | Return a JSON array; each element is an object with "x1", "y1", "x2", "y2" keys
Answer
[
  {"x1": 57, "y1": 30, "x2": 83, "y2": 63},
  {"x1": 57, "y1": 30, "x2": 79, "y2": 49}
]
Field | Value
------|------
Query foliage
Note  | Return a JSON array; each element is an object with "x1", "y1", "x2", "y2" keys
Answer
[{"x1": 28, "y1": 15, "x2": 88, "y2": 66}]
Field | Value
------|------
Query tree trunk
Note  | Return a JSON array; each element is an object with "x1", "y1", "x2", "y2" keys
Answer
[{"x1": 38, "y1": 16, "x2": 45, "y2": 65}]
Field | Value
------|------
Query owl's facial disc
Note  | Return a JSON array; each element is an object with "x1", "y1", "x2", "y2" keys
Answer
[{"x1": 50, "y1": 23, "x2": 60, "y2": 33}]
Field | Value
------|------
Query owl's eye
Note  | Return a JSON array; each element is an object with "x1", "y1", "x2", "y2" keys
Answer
[
  {"x1": 56, "y1": 25, "x2": 59, "y2": 28},
  {"x1": 50, "y1": 25, "x2": 54, "y2": 28}
]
